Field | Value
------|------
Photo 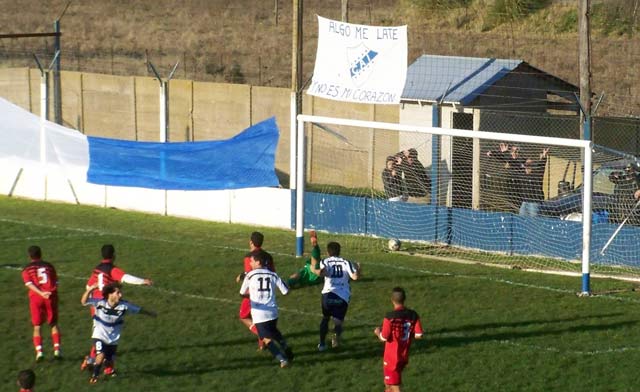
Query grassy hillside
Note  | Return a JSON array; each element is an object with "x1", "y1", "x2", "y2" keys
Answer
[{"x1": 1, "y1": 0, "x2": 639, "y2": 116}]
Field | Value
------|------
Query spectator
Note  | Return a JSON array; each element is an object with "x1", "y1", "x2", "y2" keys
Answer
[
  {"x1": 382, "y1": 156, "x2": 406, "y2": 201},
  {"x1": 486, "y1": 143, "x2": 549, "y2": 213},
  {"x1": 609, "y1": 163, "x2": 640, "y2": 223},
  {"x1": 396, "y1": 148, "x2": 430, "y2": 198}
]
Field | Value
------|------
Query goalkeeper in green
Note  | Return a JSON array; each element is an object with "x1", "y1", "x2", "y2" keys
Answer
[{"x1": 287, "y1": 231, "x2": 323, "y2": 289}]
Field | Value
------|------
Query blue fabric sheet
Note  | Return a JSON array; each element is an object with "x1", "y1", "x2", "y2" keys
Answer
[{"x1": 87, "y1": 117, "x2": 280, "y2": 190}]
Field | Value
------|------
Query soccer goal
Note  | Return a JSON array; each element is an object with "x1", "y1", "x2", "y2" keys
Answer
[{"x1": 294, "y1": 114, "x2": 640, "y2": 294}]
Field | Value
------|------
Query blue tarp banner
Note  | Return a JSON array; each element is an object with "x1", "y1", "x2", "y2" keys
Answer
[{"x1": 87, "y1": 117, "x2": 280, "y2": 190}]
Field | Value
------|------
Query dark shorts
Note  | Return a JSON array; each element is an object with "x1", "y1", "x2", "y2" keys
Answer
[
  {"x1": 93, "y1": 339, "x2": 117, "y2": 362},
  {"x1": 321, "y1": 292, "x2": 349, "y2": 321},
  {"x1": 255, "y1": 319, "x2": 283, "y2": 340}
]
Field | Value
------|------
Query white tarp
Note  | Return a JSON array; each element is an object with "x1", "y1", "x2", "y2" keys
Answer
[
  {"x1": 307, "y1": 16, "x2": 407, "y2": 105},
  {"x1": 0, "y1": 97, "x2": 89, "y2": 180}
]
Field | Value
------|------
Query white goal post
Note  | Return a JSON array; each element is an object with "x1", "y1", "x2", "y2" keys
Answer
[{"x1": 295, "y1": 114, "x2": 594, "y2": 295}]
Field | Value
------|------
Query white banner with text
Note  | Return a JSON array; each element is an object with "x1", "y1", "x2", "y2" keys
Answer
[{"x1": 307, "y1": 16, "x2": 407, "y2": 105}]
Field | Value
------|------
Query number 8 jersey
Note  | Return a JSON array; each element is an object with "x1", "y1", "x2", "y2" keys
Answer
[
  {"x1": 320, "y1": 256, "x2": 358, "y2": 303},
  {"x1": 239, "y1": 268, "x2": 289, "y2": 323}
]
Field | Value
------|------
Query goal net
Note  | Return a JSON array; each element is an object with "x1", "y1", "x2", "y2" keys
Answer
[{"x1": 295, "y1": 114, "x2": 640, "y2": 285}]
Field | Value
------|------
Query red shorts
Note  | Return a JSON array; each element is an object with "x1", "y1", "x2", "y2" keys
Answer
[
  {"x1": 239, "y1": 298, "x2": 251, "y2": 319},
  {"x1": 383, "y1": 360, "x2": 406, "y2": 386},
  {"x1": 29, "y1": 294, "x2": 58, "y2": 326}
]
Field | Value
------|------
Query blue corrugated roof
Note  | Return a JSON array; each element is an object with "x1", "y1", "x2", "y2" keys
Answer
[{"x1": 402, "y1": 55, "x2": 522, "y2": 105}]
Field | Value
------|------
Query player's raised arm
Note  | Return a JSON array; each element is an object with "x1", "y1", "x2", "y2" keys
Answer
[
  {"x1": 81, "y1": 284, "x2": 99, "y2": 305},
  {"x1": 121, "y1": 274, "x2": 152, "y2": 286}
]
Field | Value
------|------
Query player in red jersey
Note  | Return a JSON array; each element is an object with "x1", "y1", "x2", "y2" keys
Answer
[
  {"x1": 17, "y1": 369, "x2": 36, "y2": 392},
  {"x1": 235, "y1": 231, "x2": 275, "y2": 349},
  {"x1": 374, "y1": 287, "x2": 424, "y2": 392},
  {"x1": 21, "y1": 245, "x2": 62, "y2": 361},
  {"x1": 80, "y1": 244, "x2": 153, "y2": 373}
]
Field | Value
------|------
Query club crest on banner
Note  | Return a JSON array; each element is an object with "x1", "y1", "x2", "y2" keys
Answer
[{"x1": 347, "y1": 43, "x2": 378, "y2": 87}]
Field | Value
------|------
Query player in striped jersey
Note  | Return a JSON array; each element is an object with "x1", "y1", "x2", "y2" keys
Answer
[
  {"x1": 21, "y1": 245, "x2": 62, "y2": 361},
  {"x1": 235, "y1": 232, "x2": 275, "y2": 350},
  {"x1": 311, "y1": 241, "x2": 361, "y2": 351},
  {"x1": 81, "y1": 244, "x2": 152, "y2": 372},
  {"x1": 374, "y1": 287, "x2": 424, "y2": 392},
  {"x1": 81, "y1": 282, "x2": 156, "y2": 384},
  {"x1": 239, "y1": 251, "x2": 293, "y2": 368}
]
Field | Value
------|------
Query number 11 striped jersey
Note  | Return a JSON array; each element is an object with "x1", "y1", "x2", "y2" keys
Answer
[{"x1": 239, "y1": 268, "x2": 289, "y2": 323}]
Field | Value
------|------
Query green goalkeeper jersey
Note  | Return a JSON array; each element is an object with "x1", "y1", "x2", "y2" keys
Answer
[{"x1": 288, "y1": 245, "x2": 323, "y2": 287}]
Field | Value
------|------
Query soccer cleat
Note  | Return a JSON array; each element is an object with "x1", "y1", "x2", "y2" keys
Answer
[
  {"x1": 89, "y1": 376, "x2": 99, "y2": 384},
  {"x1": 317, "y1": 343, "x2": 327, "y2": 352},
  {"x1": 35, "y1": 352, "x2": 44, "y2": 362},
  {"x1": 103, "y1": 367, "x2": 117, "y2": 377},
  {"x1": 279, "y1": 359, "x2": 289, "y2": 368},
  {"x1": 331, "y1": 334, "x2": 340, "y2": 348},
  {"x1": 54, "y1": 349, "x2": 62, "y2": 359}
]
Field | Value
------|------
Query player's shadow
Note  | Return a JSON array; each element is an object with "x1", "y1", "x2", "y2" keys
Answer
[
  {"x1": 427, "y1": 313, "x2": 639, "y2": 349},
  {"x1": 136, "y1": 355, "x2": 283, "y2": 376},
  {"x1": 125, "y1": 336, "x2": 268, "y2": 355},
  {"x1": 431, "y1": 312, "x2": 625, "y2": 334},
  {"x1": 125, "y1": 325, "x2": 340, "y2": 356}
]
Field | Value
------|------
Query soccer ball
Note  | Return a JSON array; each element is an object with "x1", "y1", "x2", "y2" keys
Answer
[{"x1": 388, "y1": 239, "x2": 401, "y2": 251}]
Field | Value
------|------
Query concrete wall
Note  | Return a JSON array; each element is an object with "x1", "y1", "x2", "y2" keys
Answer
[{"x1": 0, "y1": 68, "x2": 399, "y2": 186}]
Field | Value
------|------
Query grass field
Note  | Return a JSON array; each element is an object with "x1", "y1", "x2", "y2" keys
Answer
[{"x1": 2, "y1": 195, "x2": 640, "y2": 391}]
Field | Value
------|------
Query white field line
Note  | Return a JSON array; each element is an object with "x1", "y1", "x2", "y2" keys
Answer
[
  {"x1": 2, "y1": 217, "x2": 640, "y2": 303},
  {"x1": 495, "y1": 340, "x2": 640, "y2": 355},
  {"x1": 1, "y1": 264, "x2": 324, "y2": 320},
  {"x1": 2, "y1": 264, "x2": 638, "y2": 356},
  {"x1": 0, "y1": 233, "x2": 101, "y2": 241}
]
